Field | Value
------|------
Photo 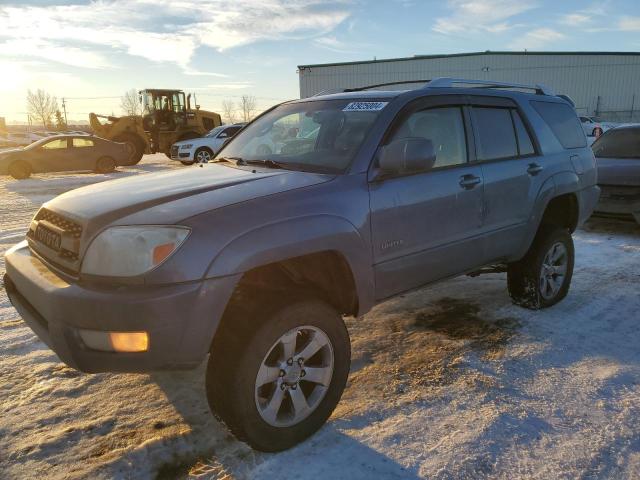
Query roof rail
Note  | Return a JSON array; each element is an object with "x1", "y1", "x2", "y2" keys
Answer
[
  {"x1": 311, "y1": 79, "x2": 432, "y2": 96},
  {"x1": 426, "y1": 77, "x2": 555, "y2": 96}
]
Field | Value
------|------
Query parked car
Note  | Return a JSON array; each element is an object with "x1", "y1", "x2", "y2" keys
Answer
[
  {"x1": 580, "y1": 116, "x2": 605, "y2": 138},
  {"x1": 170, "y1": 123, "x2": 245, "y2": 165},
  {"x1": 4, "y1": 78, "x2": 599, "y2": 452},
  {"x1": 0, "y1": 131, "x2": 44, "y2": 147},
  {"x1": 0, "y1": 134, "x2": 133, "y2": 179},
  {"x1": 591, "y1": 125, "x2": 640, "y2": 223}
]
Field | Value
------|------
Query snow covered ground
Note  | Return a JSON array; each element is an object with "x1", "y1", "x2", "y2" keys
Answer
[{"x1": 1, "y1": 155, "x2": 639, "y2": 479}]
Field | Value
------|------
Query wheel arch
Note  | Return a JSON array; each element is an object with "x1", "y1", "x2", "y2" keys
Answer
[{"x1": 206, "y1": 215, "x2": 375, "y2": 316}]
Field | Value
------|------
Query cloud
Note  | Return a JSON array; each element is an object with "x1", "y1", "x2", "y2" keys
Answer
[
  {"x1": 433, "y1": 0, "x2": 535, "y2": 34},
  {"x1": 313, "y1": 35, "x2": 363, "y2": 53},
  {"x1": 0, "y1": 1, "x2": 352, "y2": 69},
  {"x1": 619, "y1": 16, "x2": 640, "y2": 31},
  {"x1": 559, "y1": 13, "x2": 591, "y2": 26},
  {"x1": 510, "y1": 28, "x2": 565, "y2": 50}
]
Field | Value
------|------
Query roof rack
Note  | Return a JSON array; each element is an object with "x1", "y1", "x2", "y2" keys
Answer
[
  {"x1": 311, "y1": 77, "x2": 555, "y2": 97},
  {"x1": 426, "y1": 77, "x2": 555, "y2": 96},
  {"x1": 312, "y1": 80, "x2": 431, "y2": 96}
]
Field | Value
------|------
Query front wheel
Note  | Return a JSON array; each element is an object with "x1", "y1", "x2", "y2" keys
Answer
[
  {"x1": 8, "y1": 160, "x2": 31, "y2": 179},
  {"x1": 194, "y1": 147, "x2": 213, "y2": 163},
  {"x1": 507, "y1": 225, "x2": 574, "y2": 309},
  {"x1": 206, "y1": 299, "x2": 350, "y2": 451}
]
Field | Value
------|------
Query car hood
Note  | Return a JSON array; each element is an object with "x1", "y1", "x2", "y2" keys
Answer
[
  {"x1": 42, "y1": 163, "x2": 335, "y2": 237},
  {"x1": 173, "y1": 137, "x2": 209, "y2": 148},
  {"x1": 596, "y1": 157, "x2": 640, "y2": 186}
]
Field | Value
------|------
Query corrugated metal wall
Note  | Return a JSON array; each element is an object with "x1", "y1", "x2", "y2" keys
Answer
[{"x1": 298, "y1": 53, "x2": 640, "y2": 121}]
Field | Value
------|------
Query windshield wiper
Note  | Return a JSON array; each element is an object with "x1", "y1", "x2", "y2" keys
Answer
[
  {"x1": 214, "y1": 156, "x2": 244, "y2": 164},
  {"x1": 242, "y1": 159, "x2": 286, "y2": 169}
]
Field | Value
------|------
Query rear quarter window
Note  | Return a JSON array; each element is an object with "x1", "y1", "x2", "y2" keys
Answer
[{"x1": 531, "y1": 101, "x2": 586, "y2": 149}]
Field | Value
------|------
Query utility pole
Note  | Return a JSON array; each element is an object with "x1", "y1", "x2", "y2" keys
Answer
[{"x1": 62, "y1": 98, "x2": 68, "y2": 125}]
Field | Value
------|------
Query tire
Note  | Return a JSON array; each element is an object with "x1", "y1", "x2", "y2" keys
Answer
[
  {"x1": 507, "y1": 225, "x2": 574, "y2": 309},
  {"x1": 95, "y1": 156, "x2": 116, "y2": 173},
  {"x1": 113, "y1": 133, "x2": 145, "y2": 166},
  {"x1": 8, "y1": 161, "x2": 31, "y2": 180},
  {"x1": 592, "y1": 127, "x2": 603, "y2": 137},
  {"x1": 206, "y1": 298, "x2": 350, "y2": 452},
  {"x1": 194, "y1": 147, "x2": 213, "y2": 163}
]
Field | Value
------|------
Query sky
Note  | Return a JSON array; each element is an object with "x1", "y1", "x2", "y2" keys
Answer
[{"x1": 1, "y1": 0, "x2": 639, "y2": 124}]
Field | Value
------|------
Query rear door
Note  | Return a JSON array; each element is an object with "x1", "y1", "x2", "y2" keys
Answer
[
  {"x1": 468, "y1": 97, "x2": 545, "y2": 262},
  {"x1": 70, "y1": 137, "x2": 98, "y2": 170},
  {"x1": 369, "y1": 96, "x2": 485, "y2": 300}
]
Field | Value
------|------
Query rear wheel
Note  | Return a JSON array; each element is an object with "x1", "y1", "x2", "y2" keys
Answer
[
  {"x1": 507, "y1": 225, "x2": 574, "y2": 309},
  {"x1": 592, "y1": 127, "x2": 603, "y2": 137},
  {"x1": 8, "y1": 161, "x2": 31, "y2": 180},
  {"x1": 206, "y1": 299, "x2": 350, "y2": 451},
  {"x1": 113, "y1": 133, "x2": 145, "y2": 166},
  {"x1": 95, "y1": 156, "x2": 116, "y2": 173}
]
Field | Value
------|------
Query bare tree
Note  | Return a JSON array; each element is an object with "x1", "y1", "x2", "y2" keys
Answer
[
  {"x1": 239, "y1": 95, "x2": 257, "y2": 122},
  {"x1": 120, "y1": 89, "x2": 142, "y2": 116},
  {"x1": 27, "y1": 89, "x2": 58, "y2": 128},
  {"x1": 221, "y1": 99, "x2": 236, "y2": 124}
]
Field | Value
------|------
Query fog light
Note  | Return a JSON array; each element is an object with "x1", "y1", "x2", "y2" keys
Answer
[{"x1": 79, "y1": 330, "x2": 149, "y2": 353}]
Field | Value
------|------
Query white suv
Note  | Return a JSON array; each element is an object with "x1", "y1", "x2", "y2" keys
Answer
[{"x1": 170, "y1": 124, "x2": 245, "y2": 165}]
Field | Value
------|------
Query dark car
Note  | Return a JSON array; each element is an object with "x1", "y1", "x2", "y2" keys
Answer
[
  {"x1": 4, "y1": 78, "x2": 599, "y2": 451},
  {"x1": 591, "y1": 125, "x2": 640, "y2": 223},
  {"x1": 0, "y1": 134, "x2": 132, "y2": 179}
]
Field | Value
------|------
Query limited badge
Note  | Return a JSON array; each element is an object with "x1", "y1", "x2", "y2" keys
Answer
[{"x1": 343, "y1": 102, "x2": 388, "y2": 112}]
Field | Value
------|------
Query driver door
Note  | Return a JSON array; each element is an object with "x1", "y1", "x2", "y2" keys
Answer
[
  {"x1": 369, "y1": 98, "x2": 485, "y2": 300},
  {"x1": 31, "y1": 137, "x2": 73, "y2": 172}
]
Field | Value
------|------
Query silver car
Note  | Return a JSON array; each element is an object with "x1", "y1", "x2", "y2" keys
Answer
[
  {"x1": 170, "y1": 123, "x2": 245, "y2": 165},
  {"x1": 592, "y1": 125, "x2": 640, "y2": 223}
]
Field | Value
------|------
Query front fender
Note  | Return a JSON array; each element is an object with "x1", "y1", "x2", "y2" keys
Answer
[{"x1": 205, "y1": 214, "x2": 375, "y2": 315}]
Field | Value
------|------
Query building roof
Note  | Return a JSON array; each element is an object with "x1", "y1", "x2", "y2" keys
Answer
[{"x1": 298, "y1": 51, "x2": 640, "y2": 69}]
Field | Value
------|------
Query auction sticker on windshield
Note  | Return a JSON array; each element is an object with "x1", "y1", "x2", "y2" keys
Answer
[{"x1": 343, "y1": 102, "x2": 388, "y2": 112}]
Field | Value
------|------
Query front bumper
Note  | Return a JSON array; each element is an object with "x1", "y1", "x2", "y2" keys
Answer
[
  {"x1": 4, "y1": 241, "x2": 240, "y2": 373},
  {"x1": 170, "y1": 147, "x2": 194, "y2": 162},
  {"x1": 594, "y1": 185, "x2": 640, "y2": 223}
]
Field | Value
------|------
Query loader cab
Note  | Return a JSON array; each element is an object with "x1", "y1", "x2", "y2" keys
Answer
[{"x1": 140, "y1": 89, "x2": 187, "y2": 132}]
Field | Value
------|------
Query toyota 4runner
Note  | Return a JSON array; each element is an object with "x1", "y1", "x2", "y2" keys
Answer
[{"x1": 4, "y1": 78, "x2": 600, "y2": 451}]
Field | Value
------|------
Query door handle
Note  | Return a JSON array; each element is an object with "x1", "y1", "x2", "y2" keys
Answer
[
  {"x1": 527, "y1": 162, "x2": 543, "y2": 175},
  {"x1": 459, "y1": 174, "x2": 481, "y2": 189}
]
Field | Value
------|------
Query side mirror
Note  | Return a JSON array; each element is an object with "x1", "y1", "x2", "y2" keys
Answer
[{"x1": 378, "y1": 137, "x2": 436, "y2": 176}]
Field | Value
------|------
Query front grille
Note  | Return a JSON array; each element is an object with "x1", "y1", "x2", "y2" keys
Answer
[
  {"x1": 34, "y1": 208, "x2": 83, "y2": 238},
  {"x1": 27, "y1": 208, "x2": 83, "y2": 267},
  {"x1": 171, "y1": 145, "x2": 179, "y2": 157}
]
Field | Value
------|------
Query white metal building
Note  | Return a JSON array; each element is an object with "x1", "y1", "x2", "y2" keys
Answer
[{"x1": 298, "y1": 51, "x2": 640, "y2": 122}]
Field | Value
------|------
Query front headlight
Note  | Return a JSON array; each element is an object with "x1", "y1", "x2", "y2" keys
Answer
[
  {"x1": 180, "y1": 144, "x2": 193, "y2": 150},
  {"x1": 81, "y1": 226, "x2": 190, "y2": 277}
]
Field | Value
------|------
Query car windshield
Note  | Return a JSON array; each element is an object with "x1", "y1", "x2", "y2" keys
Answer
[
  {"x1": 215, "y1": 99, "x2": 386, "y2": 173},
  {"x1": 592, "y1": 128, "x2": 640, "y2": 159},
  {"x1": 24, "y1": 136, "x2": 66, "y2": 150},
  {"x1": 205, "y1": 127, "x2": 224, "y2": 138}
]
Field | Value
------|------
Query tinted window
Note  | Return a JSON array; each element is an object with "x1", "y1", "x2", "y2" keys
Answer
[
  {"x1": 532, "y1": 101, "x2": 586, "y2": 149},
  {"x1": 592, "y1": 129, "x2": 640, "y2": 158},
  {"x1": 390, "y1": 107, "x2": 467, "y2": 167},
  {"x1": 472, "y1": 107, "x2": 517, "y2": 160},
  {"x1": 41, "y1": 138, "x2": 67, "y2": 149},
  {"x1": 73, "y1": 138, "x2": 94, "y2": 147},
  {"x1": 512, "y1": 110, "x2": 535, "y2": 156}
]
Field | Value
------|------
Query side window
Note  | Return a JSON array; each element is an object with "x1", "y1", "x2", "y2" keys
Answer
[
  {"x1": 41, "y1": 138, "x2": 68, "y2": 150},
  {"x1": 390, "y1": 106, "x2": 467, "y2": 168},
  {"x1": 531, "y1": 101, "x2": 586, "y2": 149},
  {"x1": 511, "y1": 110, "x2": 535, "y2": 156},
  {"x1": 592, "y1": 129, "x2": 640, "y2": 159},
  {"x1": 72, "y1": 138, "x2": 94, "y2": 148},
  {"x1": 472, "y1": 107, "x2": 518, "y2": 161}
]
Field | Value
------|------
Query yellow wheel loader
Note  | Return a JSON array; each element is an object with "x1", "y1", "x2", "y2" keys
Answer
[{"x1": 89, "y1": 89, "x2": 222, "y2": 165}]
